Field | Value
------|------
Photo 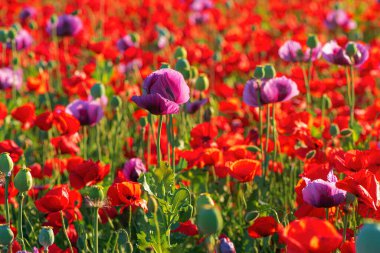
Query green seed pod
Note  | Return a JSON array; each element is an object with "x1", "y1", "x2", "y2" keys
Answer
[
  {"x1": 91, "y1": 83, "x2": 105, "y2": 99},
  {"x1": 175, "y1": 58, "x2": 191, "y2": 79},
  {"x1": 160, "y1": 62, "x2": 171, "y2": 69},
  {"x1": 0, "y1": 153, "x2": 13, "y2": 175},
  {"x1": 11, "y1": 23, "x2": 21, "y2": 32},
  {"x1": 356, "y1": 220, "x2": 380, "y2": 253},
  {"x1": 263, "y1": 64, "x2": 276, "y2": 79},
  {"x1": 246, "y1": 146, "x2": 261, "y2": 153},
  {"x1": 341, "y1": 128, "x2": 353, "y2": 137},
  {"x1": 7, "y1": 29, "x2": 16, "y2": 40},
  {"x1": 330, "y1": 124, "x2": 340, "y2": 137},
  {"x1": 305, "y1": 150, "x2": 316, "y2": 160},
  {"x1": 346, "y1": 42, "x2": 358, "y2": 58},
  {"x1": 130, "y1": 33, "x2": 140, "y2": 44},
  {"x1": 38, "y1": 226, "x2": 55, "y2": 249},
  {"x1": 197, "y1": 204, "x2": 223, "y2": 235},
  {"x1": 29, "y1": 21, "x2": 38, "y2": 30},
  {"x1": 253, "y1": 65, "x2": 265, "y2": 79},
  {"x1": 306, "y1": 34, "x2": 319, "y2": 49},
  {"x1": 196, "y1": 193, "x2": 215, "y2": 211},
  {"x1": 139, "y1": 117, "x2": 147, "y2": 127},
  {"x1": 190, "y1": 66, "x2": 198, "y2": 79},
  {"x1": 50, "y1": 15, "x2": 58, "y2": 24},
  {"x1": 12, "y1": 58, "x2": 19, "y2": 66},
  {"x1": 179, "y1": 205, "x2": 193, "y2": 222},
  {"x1": 147, "y1": 196, "x2": 158, "y2": 214},
  {"x1": 195, "y1": 74, "x2": 209, "y2": 91},
  {"x1": 244, "y1": 211, "x2": 260, "y2": 223},
  {"x1": 110, "y1": 95, "x2": 122, "y2": 110},
  {"x1": 87, "y1": 185, "x2": 104, "y2": 203},
  {"x1": 0, "y1": 224, "x2": 14, "y2": 246},
  {"x1": 174, "y1": 46, "x2": 187, "y2": 59},
  {"x1": 0, "y1": 29, "x2": 7, "y2": 43},
  {"x1": 14, "y1": 168, "x2": 33, "y2": 192}
]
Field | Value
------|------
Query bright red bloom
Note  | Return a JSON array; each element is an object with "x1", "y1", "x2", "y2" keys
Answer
[
  {"x1": 68, "y1": 159, "x2": 110, "y2": 189},
  {"x1": 51, "y1": 134, "x2": 81, "y2": 155},
  {"x1": 248, "y1": 216, "x2": 282, "y2": 238},
  {"x1": 0, "y1": 140, "x2": 23, "y2": 162},
  {"x1": 35, "y1": 185, "x2": 70, "y2": 213},
  {"x1": 280, "y1": 217, "x2": 342, "y2": 253},
  {"x1": 35, "y1": 106, "x2": 80, "y2": 135},
  {"x1": 190, "y1": 122, "x2": 218, "y2": 148},
  {"x1": 227, "y1": 159, "x2": 260, "y2": 182},
  {"x1": 11, "y1": 103, "x2": 36, "y2": 129},
  {"x1": 171, "y1": 220, "x2": 199, "y2": 236},
  {"x1": 107, "y1": 181, "x2": 147, "y2": 212}
]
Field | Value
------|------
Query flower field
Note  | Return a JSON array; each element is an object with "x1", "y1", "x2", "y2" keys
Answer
[{"x1": 0, "y1": 0, "x2": 380, "y2": 252}]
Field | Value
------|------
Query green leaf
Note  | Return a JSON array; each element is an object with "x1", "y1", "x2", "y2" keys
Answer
[{"x1": 172, "y1": 188, "x2": 191, "y2": 212}]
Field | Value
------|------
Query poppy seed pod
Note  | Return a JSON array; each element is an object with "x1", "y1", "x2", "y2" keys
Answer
[
  {"x1": 0, "y1": 153, "x2": 13, "y2": 175},
  {"x1": 196, "y1": 193, "x2": 215, "y2": 210},
  {"x1": 0, "y1": 224, "x2": 14, "y2": 246},
  {"x1": 174, "y1": 46, "x2": 187, "y2": 59},
  {"x1": 341, "y1": 128, "x2": 353, "y2": 137},
  {"x1": 306, "y1": 34, "x2": 319, "y2": 49},
  {"x1": 263, "y1": 65, "x2": 276, "y2": 79},
  {"x1": 175, "y1": 58, "x2": 191, "y2": 79},
  {"x1": 330, "y1": 124, "x2": 340, "y2": 137},
  {"x1": 87, "y1": 185, "x2": 105, "y2": 203},
  {"x1": 195, "y1": 74, "x2": 209, "y2": 91},
  {"x1": 0, "y1": 29, "x2": 7, "y2": 43},
  {"x1": 7, "y1": 29, "x2": 16, "y2": 40},
  {"x1": 253, "y1": 65, "x2": 265, "y2": 79},
  {"x1": 197, "y1": 204, "x2": 223, "y2": 235},
  {"x1": 139, "y1": 117, "x2": 147, "y2": 127},
  {"x1": 356, "y1": 221, "x2": 380, "y2": 253},
  {"x1": 14, "y1": 168, "x2": 33, "y2": 192},
  {"x1": 50, "y1": 15, "x2": 58, "y2": 24},
  {"x1": 345, "y1": 42, "x2": 358, "y2": 57},
  {"x1": 190, "y1": 66, "x2": 198, "y2": 79},
  {"x1": 160, "y1": 62, "x2": 171, "y2": 69},
  {"x1": 38, "y1": 226, "x2": 54, "y2": 249},
  {"x1": 111, "y1": 95, "x2": 122, "y2": 109},
  {"x1": 90, "y1": 83, "x2": 105, "y2": 99}
]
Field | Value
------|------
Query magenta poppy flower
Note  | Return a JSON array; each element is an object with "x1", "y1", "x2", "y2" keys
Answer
[
  {"x1": 243, "y1": 77, "x2": 299, "y2": 107},
  {"x1": 302, "y1": 171, "x2": 346, "y2": 208},
  {"x1": 325, "y1": 9, "x2": 357, "y2": 31},
  {"x1": 185, "y1": 98, "x2": 208, "y2": 114},
  {"x1": 7, "y1": 29, "x2": 33, "y2": 51},
  {"x1": 278, "y1": 40, "x2": 321, "y2": 62},
  {"x1": 66, "y1": 99, "x2": 103, "y2": 126},
  {"x1": 46, "y1": 14, "x2": 83, "y2": 37},
  {"x1": 117, "y1": 35, "x2": 139, "y2": 52},
  {"x1": 19, "y1": 6, "x2": 37, "y2": 21},
  {"x1": 0, "y1": 67, "x2": 23, "y2": 90},
  {"x1": 322, "y1": 41, "x2": 369, "y2": 67},
  {"x1": 122, "y1": 158, "x2": 147, "y2": 182},
  {"x1": 132, "y1": 68, "x2": 190, "y2": 115}
]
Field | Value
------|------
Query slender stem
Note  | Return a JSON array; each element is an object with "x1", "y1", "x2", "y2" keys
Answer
[
  {"x1": 18, "y1": 193, "x2": 25, "y2": 250},
  {"x1": 153, "y1": 212, "x2": 162, "y2": 253},
  {"x1": 128, "y1": 206, "x2": 132, "y2": 239},
  {"x1": 272, "y1": 105, "x2": 277, "y2": 162},
  {"x1": 169, "y1": 115, "x2": 175, "y2": 174},
  {"x1": 302, "y1": 64, "x2": 312, "y2": 108},
  {"x1": 4, "y1": 176, "x2": 10, "y2": 224},
  {"x1": 83, "y1": 126, "x2": 88, "y2": 160},
  {"x1": 60, "y1": 211, "x2": 74, "y2": 253},
  {"x1": 349, "y1": 64, "x2": 355, "y2": 128},
  {"x1": 342, "y1": 212, "x2": 349, "y2": 242},
  {"x1": 96, "y1": 124, "x2": 102, "y2": 160},
  {"x1": 325, "y1": 208, "x2": 329, "y2": 220},
  {"x1": 93, "y1": 207, "x2": 99, "y2": 253},
  {"x1": 156, "y1": 115, "x2": 164, "y2": 166}
]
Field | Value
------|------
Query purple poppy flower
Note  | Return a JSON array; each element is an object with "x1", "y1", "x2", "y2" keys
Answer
[
  {"x1": 218, "y1": 236, "x2": 236, "y2": 253},
  {"x1": 302, "y1": 171, "x2": 347, "y2": 208},
  {"x1": 122, "y1": 158, "x2": 147, "y2": 182},
  {"x1": 66, "y1": 99, "x2": 103, "y2": 126},
  {"x1": 243, "y1": 77, "x2": 299, "y2": 107},
  {"x1": 189, "y1": 12, "x2": 210, "y2": 25},
  {"x1": 46, "y1": 14, "x2": 83, "y2": 37},
  {"x1": 322, "y1": 41, "x2": 369, "y2": 67},
  {"x1": 190, "y1": 0, "x2": 214, "y2": 12},
  {"x1": 7, "y1": 29, "x2": 33, "y2": 51},
  {"x1": 132, "y1": 68, "x2": 190, "y2": 115},
  {"x1": 278, "y1": 40, "x2": 321, "y2": 62},
  {"x1": 19, "y1": 6, "x2": 37, "y2": 21},
  {"x1": 185, "y1": 98, "x2": 208, "y2": 114},
  {"x1": 0, "y1": 67, "x2": 23, "y2": 90},
  {"x1": 116, "y1": 35, "x2": 139, "y2": 52},
  {"x1": 325, "y1": 9, "x2": 357, "y2": 31}
]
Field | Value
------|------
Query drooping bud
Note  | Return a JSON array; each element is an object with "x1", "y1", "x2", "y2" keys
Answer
[
  {"x1": 306, "y1": 34, "x2": 319, "y2": 49},
  {"x1": 91, "y1": 83, "x2": 105, "y2": 99},
  {"x1": 110, "y1": 95, "x2": 122, "y2": 110},
  {"x1": 197, "y1": 204, "x2": 223, "y2": 235},
  {"x1": 174, "y1": 46, "x2": 187, "y2": 59},
  {"x1": 0, "y1": 224, "x2": 14, "y2": 246},
  {"x1": 253, "y1": 65, "x2": 265, "y2": 79},
  {"x1": 195, "y1": 74, "x2": 209, "y2": 91},
  {"x1": 322, "y1": 95, "x2": 332, "y2": 109},
  {"x1": 38, "y1": 226, "x2": 55, "y2": 249},
  {"x1": 0, "y1": 153, "x2": 13, "y2": 175},
  {"x1": 341, "y1": 128, "x2": 353, "y2": 137},
  {"x1": 330, "y1": 124, "x2": 340, "y2": 137},
  {"x1": 346, "y1": 42, "x2": 358, "y2": 58},
  {"x1": 263, "y1": 65, "x2": 276, "y2": 79},
  {"x1": 14, "y1": 168, "x2": 33, "y2": 192}
]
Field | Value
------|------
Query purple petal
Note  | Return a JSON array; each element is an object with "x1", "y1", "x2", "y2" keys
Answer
[{"x1": 132, "y1": 94, "x2": 180, "y2": 115}]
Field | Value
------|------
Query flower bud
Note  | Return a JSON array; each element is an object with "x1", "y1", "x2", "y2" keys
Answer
[
  {"x1": 110, "y1": 95, "x2": 122, "y2": 110},
  {"x1": 322, "y1": 95, "x2": 332, "y2": 109},
  {"x1": 253, "y1": 66, "x2": 265, "y2": 79},
  {"x1": 87, "y1": 185, "x2": 104, "y2": 203},
  {"x1": 0, "y1": 224, "x2": 14, "y2": 246},
  {"x1": 14, "y1": 168, "x2": 33, "y2": 192},
  {"x1": 330, "y1": 124, "x2": 340, "y2": 137},
  {"x1": 306, "y1": 34, "x2": 319, "y2": 49},
  {"x1": 0, "y1": 153, "x2": 13, "y2": 175},
  {"x1": 175, "y1": 58, "x2": 191, "y2": 79},
  {"x1": 246, "y1": 146, "x2": 261, "y2": 153},
  {"x1": 306, "y1": 150, "x2": 316, "y2": 159},
  {"x1": 91, "y1": 83, "x2": 105, "y2": 99},
  {"x1": 190, "y1": 66, "x2": 198, "y2": 79},
  {"x1": 130, "y1": 33, "x2": 140, "y2": 43},
  {"x1": 29, "y1": 21, "x2": 38, "y2": 30},
  {"x1": 178, "y1": 205, "x2": 193, "y2": 222},
  {"x1": 244, "y1": 211, "x2": 259, "y2": 223},
  {"x1": 160, "y1": 62, "x2": 171, "y2": 69},
  {"x1": 50, "y1": 15, "x2": 58, "y2": 24},
  {"x1": 11, "y1": 23, "x2": 21, "y2": 32},
  {"x1": 71, "y1": 10, "x2": 80, "y2": 16},
  {"x1": 38, "y1": 226, "x2": 54, "y2": 249},
  {"x1": 0, "y1": 29, "x2": 7, "y2": 43},
  {"x1": 346, "y1": 42, "x2": 358, "y2": 57},
  {"x1": 197, "y1": 204, "x2": 223, "y2": 235},
  {"x1": 7, "y1": 29, "x2": 16, "y2": 40},
  {"x1": 196, "y1": 193, "x2": 215, "y2": 211},
  {"x1": 356, "y1": 220, "x2": 380, "y2": 253},
  {"x1": 148, "y1": 196, "x2": 158, "y2": 214},
  {"x1": 12, "y1": 58, "x2": 19, "y2": 66},
  {"x1": 341, "y1": 128, "x2": 353, "y2": 137},
  {"x1": 195, "y1": 74, "x2": 209, "y2": 91},
  {"x1": 139, "y1": 117, "x2": 147, "y2": 127},
  {"x1": 263, "y1": 64, "x2": 276, "y2": 79},
  {"x1": 174, "y1": 46, "x2": 187, "y2": 59}
]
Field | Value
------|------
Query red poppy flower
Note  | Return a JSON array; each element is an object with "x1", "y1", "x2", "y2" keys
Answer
[
  {"x1": 0, "y1": 140, "x2": 23, "y2": 162},
  {"x1": 0, "y1": 102, "x2": 6, "y2": 126},
  {"x1": 68, "y1": 159, "x2": 110, "y2": 189},
  {"x1": 35, "y1": 185, "x2": 70, "y2": 213},
  {"x1": 280, "y1": 217, "x2": 342, "y2": 253},
  {"x1": 248, "y1": 216, "x2": 283, "y2": 238},
  {"x1": 171, "y1": 220, "x2": 199, "y2": 236},
  {"x1": 190, "y1": 122, "x2": 218, "y2": 148},
  {"x1": 51, "y1": 134, "x2": 81, "y2": 155},
  {"x1": 11, "y1": 103, "x2": 36, "y2": 130},
  {"x1": 35, "y1": 106, "x2": 80, "y2": 135},
  {"x1": 227, "y1": 159, "x2": 260, "y2": 182},
  {"x1": 107, "y1": 181, "x2": 147, "y2": 212}
]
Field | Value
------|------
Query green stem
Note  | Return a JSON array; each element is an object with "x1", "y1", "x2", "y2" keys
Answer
[
  {"x1": 4, "y1": 176, "x2": 10, "y2": 224},
  {"x1": 272, "y1": 105, "x2": 277, "y2": 162},
  {"x1": 302, "y1": 64, "x2": 312, "y2": 108},
  {"x1": 93, "y1": 207, "x2": 99, "y2": 253},
  {"x1": 153, "y1": 212, "x2": 162, "y2": 253},
  {"x1": 325, "y1": 208, "x2": 329, "y2": 220},
  {"x1": 169, "y1": 115, "x2": 175, "y2": 174},
  {"x1": 60, "y1": 211, "x2": 74, "y2": 253},
  {"x1": 18, "y1": 193, "x2": 25, "y2": 250},
  {"x1": 96, "y1": 124, "x2": 102, "y2": 160},
  {"x1": 156, "y1": 115, "x2": 164, "y2": 166},
  {"x1": 342, "y1": 212, "x2": 349, "y2": 242}
]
